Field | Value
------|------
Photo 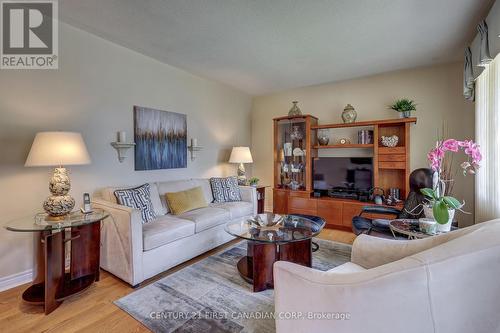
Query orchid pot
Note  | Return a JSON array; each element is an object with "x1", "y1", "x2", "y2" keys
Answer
[{"x1": 423, "y1": 205, "x2": 455, "y2": 232}]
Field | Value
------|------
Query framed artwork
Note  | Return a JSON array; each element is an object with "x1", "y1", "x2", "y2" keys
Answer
[{"x1": 134, "y1": 106, "x2": 187, "y2": 170}]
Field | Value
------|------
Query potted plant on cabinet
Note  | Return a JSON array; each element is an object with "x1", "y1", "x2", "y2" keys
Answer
[
  {"x1": 420, "y1": 139, "x2": 482, "y2": 232},
  {"x1": 389, "y1": 98, "x2": 417, "y2": 118}
]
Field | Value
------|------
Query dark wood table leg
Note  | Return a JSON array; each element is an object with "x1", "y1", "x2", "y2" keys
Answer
[
  {"x1": 44, "y1": 231, "x2": 65, "y2": 314},
  {"x1": 236, "y1": 239, "x2": 312, "y2": 292},
  {"x1": 279, "y1": 239, "x2": 312, "y2": 267},
  {"x1": 53, "y1": 222, "x2": 101, "y2": 301},
  {"x1": 22, "y1": 230, "x2": 65, "y2": 314},
  {"x1": 252, "y1": 242, "x2": 277, "y2": 292},
  {"x1": 70, "y1": 222, "x2": 100, "y2": 282}
]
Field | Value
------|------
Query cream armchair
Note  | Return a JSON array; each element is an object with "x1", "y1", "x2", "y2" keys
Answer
[{"x1": 274, "y1": 219, "x2": 500, "y2": 333}]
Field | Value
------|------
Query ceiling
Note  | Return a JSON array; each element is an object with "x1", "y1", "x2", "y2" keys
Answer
[{"x1": 59, "y1": 0, "x2": 494, "y2": 95}]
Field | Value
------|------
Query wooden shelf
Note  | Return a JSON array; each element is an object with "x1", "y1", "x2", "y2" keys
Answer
[
  {"x1": 311, "y1": 117, "x2": 417, "y2": 130},
  {"x1": 274, "y1": 115, "x2": 414, "y2": 227},
  {"x1": 314, "y1": 144, "x2": 374, "y2": 149}
]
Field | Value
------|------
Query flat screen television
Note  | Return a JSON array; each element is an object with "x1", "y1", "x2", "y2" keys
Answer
[{"x1": 313, "y1": 157, "x2": 373, "y2": 191}]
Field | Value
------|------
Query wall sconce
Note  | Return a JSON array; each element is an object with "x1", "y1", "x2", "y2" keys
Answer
[
  {"x1": 187, "y1": 138, "x2": 203, "y2": 161},
  {"x1": 110, "y1": 131, "x2": 135, "y2": 163}
]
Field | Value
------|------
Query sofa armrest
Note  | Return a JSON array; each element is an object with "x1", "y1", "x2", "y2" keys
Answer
[
  {"x1": 239, "y1": 186, "x2": 258, "y2": 215},
  {"x1": 273, "y1": 260, "x2": 431, "y2": 333},
  {"x1": 92, "y1": 198, "x2": 144, "y2": 286},
  {"x1": 351, "y1": 231, "x2": 465, "y2": 269}
]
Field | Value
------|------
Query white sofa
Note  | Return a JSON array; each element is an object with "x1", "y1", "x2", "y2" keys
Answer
[
  {"x1": 274, "y1": 219, "x2": 500, "y2": 333},
  {"x1": 92, "y1": 179, "x2": 257, "y2": 286}
]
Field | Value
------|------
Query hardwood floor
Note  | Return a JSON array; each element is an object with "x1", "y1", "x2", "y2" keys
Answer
[
  {"x1": 0, "y1": 228, "x2": 355, "y2": 333},
  {"x1": 317, "y1": 228, "x2": 357, "y2": 244}
]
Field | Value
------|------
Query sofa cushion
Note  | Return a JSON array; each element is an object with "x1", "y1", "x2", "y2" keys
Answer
[
  {"x1": 179, "y1": 207, "x2": 230, "y2": 233},
  {"x1": 157, "y1": 179, "x2": 199, "y2": 214},
  {"x1": 101, "y1": 183, "x2": 166, "y2": 216},
  {"x1": 210, "y1": 177, "x2": 242, "y2": 203},
  {"x1": 191, "y1": 179, "x2": 214, "y2": 203},
  {"x1": 114, "y1": 184, "x2": 157, "y2": 223},
  {"x1": 210, "y1": 201, "x2": 253, "y2": 219},
  {"x1": 165, "y1": 186, "x2": 208, "y2": 215},
  {"x1": 142, "y1": 215, "x2": 195, "y2": 251},
  {"x1": 327, "y1": 262, "x2": 366, "y2": 274}
]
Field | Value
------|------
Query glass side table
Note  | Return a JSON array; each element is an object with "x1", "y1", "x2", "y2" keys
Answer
[
  {"x1": 389, "y1": 219, "x2": 458, "y2": 240},
  {"x1": 5, "y1": 209, "x2": 109, "y2": 314}
]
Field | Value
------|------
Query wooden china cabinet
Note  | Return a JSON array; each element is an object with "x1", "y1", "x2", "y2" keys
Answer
[{"x1": 273, "y1": 115, "x2": 416, "y2": 231}]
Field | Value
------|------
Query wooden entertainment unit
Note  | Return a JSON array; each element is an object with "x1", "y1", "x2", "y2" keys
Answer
[{"x1": 273, "y1": 115, "x2": 416, "y2": 230}]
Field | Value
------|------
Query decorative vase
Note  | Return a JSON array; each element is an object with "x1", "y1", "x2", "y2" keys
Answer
[
  {"x1": 381, "y1": 135, "x2": 399, "y2": 147},
  {"x1": 423, "y1": 205, "x2": 455, "y2": 232},
  {"x1": 318, "y1": 129, "x2": 329, "y2": 146},
  {"x1": 419, "y1": 218, "x2": 437, "y2": 234},
  {"x1": 288, "y1": 101, "x2": 302, "y2": 117},
  {"x1": 399, "y1": 111, "x2": 411, "y2": 118},
  {"x1": 283, "y1": 142, "x2": 292, "y2": 156},
  {"x1": 358, "y1": 130, "x2": 373, "y2": 144},
  {"x1": 342, "y1": 104, "x2": 357, "y2": 123}
]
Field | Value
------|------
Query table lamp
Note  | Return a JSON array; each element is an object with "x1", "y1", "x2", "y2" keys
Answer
[
  {"x1": 25, "y1": 132, "x2": 91, "y2": 219},
  {"x1": 229, "y1": 146, "x2": 253, "y2": 185}
]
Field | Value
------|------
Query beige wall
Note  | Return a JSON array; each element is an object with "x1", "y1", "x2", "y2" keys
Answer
[
  {"x1": 0, "y1": 23, "x2": 252, "y2": 281},
  {"x1": 0, "y1": 22, "x2": 476, "y2": 285},
  {"x1": 252, "y1": 62, "x2": 475, "y2": 226}
]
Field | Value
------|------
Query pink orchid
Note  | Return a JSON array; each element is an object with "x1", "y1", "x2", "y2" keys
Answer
[
  {"x1": 442, "y1": 139, "x2": 459, "y2": 152},
  {"x1": 427, "y1": 139, "x2": 482, "y2": 173}
]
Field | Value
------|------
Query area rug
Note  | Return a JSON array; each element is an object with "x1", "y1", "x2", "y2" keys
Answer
[{"x1": 115, "y1": 239, "x2": 352, "y2": 333}]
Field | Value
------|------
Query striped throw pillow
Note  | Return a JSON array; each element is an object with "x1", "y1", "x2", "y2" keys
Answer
[
  {"x1": 114, "y1": 183, "x2": 157, "y2": 223},
  {"x1": 210, "y1": 177, "x2": 242, "y2": 203}
]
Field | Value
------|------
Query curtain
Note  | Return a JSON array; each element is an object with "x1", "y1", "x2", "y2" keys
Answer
[
  {"x1": 477, "y1": 20, "x2": 493, "y2": 67},
  {"x1": 475, "y1": 54, "x2": 500, "y2": 223},
  {"x1": 464, "y1": 47, "x2": 475, "y2": 101}
]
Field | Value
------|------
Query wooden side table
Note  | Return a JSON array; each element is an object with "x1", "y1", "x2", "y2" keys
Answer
[
  {"x1": 255, "y1": 186, "x2": 268, "y2": 214},
  {"x1": 5, "y1": 209, "x2": 108, "y2": 314}
]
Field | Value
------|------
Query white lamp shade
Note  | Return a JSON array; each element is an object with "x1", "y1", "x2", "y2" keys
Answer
[
  {"x1": 229, "y1": 146, "x2": 253, "y2": 164},
  {"x1": 25, "y1": 132, "x2": 91, "y2": 167}
]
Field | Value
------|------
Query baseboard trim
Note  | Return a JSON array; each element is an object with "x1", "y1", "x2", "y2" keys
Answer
[{"x1": 0, "y1": 269, "x2": 33, "y2": 292}]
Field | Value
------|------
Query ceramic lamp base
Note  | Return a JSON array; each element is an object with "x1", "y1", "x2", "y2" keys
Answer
[
  {"x1": 43, "y1": 195, "x2": 75, "y2": 217},
  {"x1": 43, "y1": 167, "x2": 75, "y2": 217},
  {"x1": 237, "y1": 163, "x2": 247, "y2": 185}
]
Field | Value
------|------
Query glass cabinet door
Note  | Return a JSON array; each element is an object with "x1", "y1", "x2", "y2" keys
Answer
[{"x1": 276, "y1": 117, "x2": 307, "y2": 190}]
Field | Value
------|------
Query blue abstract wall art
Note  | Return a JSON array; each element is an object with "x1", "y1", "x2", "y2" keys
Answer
[{"x1": 134, "y1": 106, "x2": 187, "y2": 170}]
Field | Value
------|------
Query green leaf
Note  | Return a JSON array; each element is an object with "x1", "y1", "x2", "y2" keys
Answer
[
  {"x1": 443, "y1": 196, "x2": 461, "y2": 209},
  {"x1": 433, "y1": 200, "x2": 450, "y2": 224},
  {"x1": 388, "y1": 98, "x2": 417, "y2": 112},
  {"x1": 420, "y1": 188, "x2": 437, "y2": 199}
]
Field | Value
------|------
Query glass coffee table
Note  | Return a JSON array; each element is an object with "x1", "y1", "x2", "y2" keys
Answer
[{"x1": 225, "y1": 214, "x2": 324, "y2": 292}]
